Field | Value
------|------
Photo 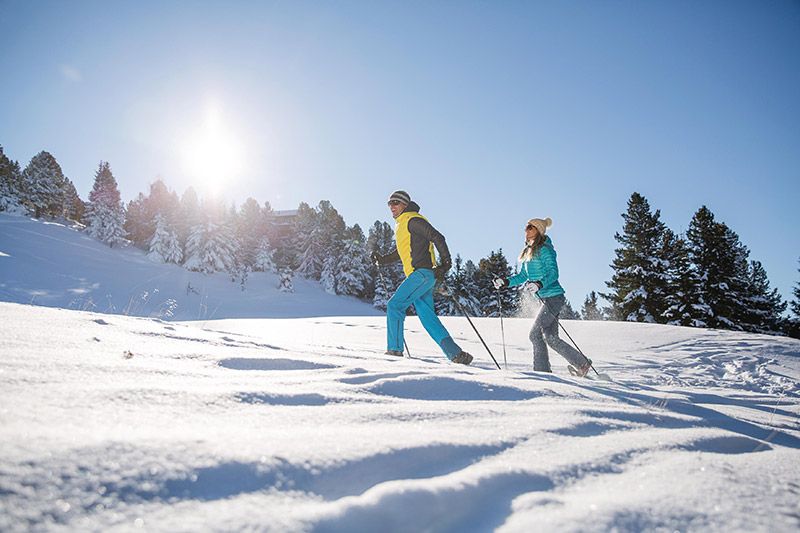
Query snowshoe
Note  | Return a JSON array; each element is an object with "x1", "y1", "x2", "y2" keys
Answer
[
  {"x1": 385, "y1": 350, "x2": 404, "y2": 357},
  {"x1": 568, "y1": 358, "x2": 593, "y2": 378},
  {"x1": 451, "y1": 351, "x2": 473, "y2": 365}
]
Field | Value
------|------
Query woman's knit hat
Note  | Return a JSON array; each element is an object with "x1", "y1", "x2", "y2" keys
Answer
[
  {"x1": 388, "y1": 190, "x2": 411, "y2": 205},
  {"x1": 527, "y1": 217, "x2": 552, "y2": 235}
]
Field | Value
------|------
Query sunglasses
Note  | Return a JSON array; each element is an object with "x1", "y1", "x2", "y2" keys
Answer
[
  {"x1": 525, "y1": 224, "x2": 534, "y2": 231},
  {"x1": 388, "y1": 200, "x2": 404, "y2": 206}
]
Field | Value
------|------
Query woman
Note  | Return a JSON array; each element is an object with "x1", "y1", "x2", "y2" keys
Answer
[{"x1": 493, "y1": 217, "x2": 592, "y2": 376}]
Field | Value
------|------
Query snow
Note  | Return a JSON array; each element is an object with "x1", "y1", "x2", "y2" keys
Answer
[
  {"x1": 0, "y1": 213, "x2": 379, "y2": 320},
  {"x1": 1, "y1": 213, "x2": 799, "y2": 532},
  {"x1": 1, "y1": 304, "x2": 799, "y2": 531}
]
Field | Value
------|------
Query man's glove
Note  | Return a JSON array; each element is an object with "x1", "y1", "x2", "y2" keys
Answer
[
  {"x1": 434, "y1": 257, "x2": 452, "y2": 281},
  {"x1": 493, "y1": 277, "x2": 509, "y2": 290}
]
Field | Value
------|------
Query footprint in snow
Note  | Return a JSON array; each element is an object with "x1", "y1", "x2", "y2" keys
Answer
[
  {"x1": 678, "y1": 436, "x2": 771, "y2": 454},
  {"x1": 218, "y1": 358, "x2": 338, "y2": 371}
]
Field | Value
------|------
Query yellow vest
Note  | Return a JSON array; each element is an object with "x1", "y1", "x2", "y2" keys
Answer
[{"x1": 395, "y1": 211, "x2": 436, "y2": 277}]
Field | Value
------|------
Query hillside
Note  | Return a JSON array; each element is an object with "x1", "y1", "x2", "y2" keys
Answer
[
  {"x1": 0, "y1": 213, "x2": 380, "y2": 320},
  {"x1": 0, "y1": 302, "x2": 798, "y2": 531}
]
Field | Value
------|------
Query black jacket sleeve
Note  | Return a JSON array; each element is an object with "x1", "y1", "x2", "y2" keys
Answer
[
  {"x1": 407, "y1": 217, "x2": 451, "y2": 263},
  {"x1": 378, "y1": 249, "x2": 400, "y2": 265}
]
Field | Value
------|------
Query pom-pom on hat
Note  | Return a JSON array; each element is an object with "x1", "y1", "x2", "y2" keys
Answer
[
  {"x1": 527, "y1": 217, "x2": 552, "y2": 235},
  {"x1": 388, "y1": 190, "x2": 411, "y2": 205}
]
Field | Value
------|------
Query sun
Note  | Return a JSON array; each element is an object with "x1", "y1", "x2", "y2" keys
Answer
[{"x1": 181, "y1": 104, "x2": 246, "y2": 194}]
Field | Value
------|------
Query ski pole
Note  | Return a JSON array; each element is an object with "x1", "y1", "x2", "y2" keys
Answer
[
  {"x1": 497, "y1": 288, "x2": 508, "y2": 370},
  {"x1": 441, "y1": 284, "x2": 501, "y2": 370},
  {"x1": 375, "y1": 263, "x2": 411, "y2": 357},
  {"x1": 535, "y1": 292, "x2": 600, "y2": 377}
]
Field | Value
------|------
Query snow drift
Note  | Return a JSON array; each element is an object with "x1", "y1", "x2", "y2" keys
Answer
[{"x1": 0, "y1": 301, "x2": 798, "y2": 531}]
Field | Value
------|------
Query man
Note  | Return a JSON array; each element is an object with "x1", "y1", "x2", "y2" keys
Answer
[{"x1": 373, "y1": 190, "x2": 473, "y2": 365}]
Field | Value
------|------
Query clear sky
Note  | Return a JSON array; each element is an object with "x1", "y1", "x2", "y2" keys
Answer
[{"x1": 2, "y1": 0, "x2": 799, "y2": 307}]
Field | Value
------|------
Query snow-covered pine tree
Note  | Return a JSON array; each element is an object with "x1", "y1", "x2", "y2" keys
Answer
[
  {"x1": 460, "y1": 259, "x2": 483, "y2": 316},
  {"x1": 685, "y1": 206, "x2": 756, "y2": 330},
  {"x1": 62, "y1": 178, "x2": 84, "y2": 222},
  {"x1": 741, "y1": 260, "x2": 786, "y2": 335},
  {"x1": 183, "y1": 220, "x2": 236, "y2": 274},
  {"x1": 147, "y1": 214, "x2": 183, "y2": 264},
  {"x1": 320, "y1": 254, "x2": 338, "y2": 294},
  {"x1": 124, "y1": 193, "x2": 148, "y2": 246},
  {"x1": 278, "y1": 269, "x2": 294, "y2": 292},
  {"x1": 253, "y1": 237, "x2": 275, "y2": 272},
  {"x1": 176, "y1": 187, "x2": 201, "y2": 255},
  {"x1": 143, "y1": 180, "x2": 181, "y2": 249},
  {"x1": 603, "y1": 192, "x2": 670, "y2": 323},
  {"x1": 787, "y1": 261, "x2": 800, "y2": 338},
  {"x1": 20, "y1": 151, "x2": 67, "y2": 218},
  {"x1": 661, "y1": 230, "x2": 703, "y2": 326},
  {"x1": 559, "y1": 299, "x2": 581, "y2": 320},
  {"x1": 85, "y1": 161, "x2": 126, "y2": 247},
  {"x1": 234, "y1": 197, "x2": 264, "y2": 271},
  {"x1": 581, "y1": 291, "x2": 604, "y2": 320},
  {"x1": 367, "y1": 220, "x2": 404, "y2": 310},
  {"x1": 438, "y1": 255, "x2": 481, "y2": 316},
  {"x1": 293, "y1": 202, "x2": 324, "y2": 278},
  {"x1": 476, "y1": 250, "x2": 517, "y2": 317},
  {"x1": 332, "y1": 224, "x2": 372, "y2": 298},
  {"x1": 0, "y1": 146, "x2": 24, "y2": 213}
]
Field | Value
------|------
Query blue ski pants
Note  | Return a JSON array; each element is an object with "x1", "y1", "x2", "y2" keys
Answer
[{"x1": 387, "y1": 269, "x2": 461, "y2": 359}]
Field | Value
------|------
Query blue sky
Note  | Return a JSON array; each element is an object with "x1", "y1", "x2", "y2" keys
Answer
[{"x1": 1, "y1": 0, "x2": 799, "y2": 306}]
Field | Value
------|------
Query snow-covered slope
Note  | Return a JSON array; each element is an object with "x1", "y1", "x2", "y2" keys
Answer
[
  {"x1": 1, "y1": 302, "x2": 798, "y2": 532},
  {"x1": 0, "y1": 213, "x2": 380, "y2": 319}
]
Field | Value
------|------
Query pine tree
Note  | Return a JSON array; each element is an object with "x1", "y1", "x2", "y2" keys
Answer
[
  {"x1": 320, "y1": 254, "x2": 338, "y2": 294},
  {"x1": 559, "y1": 299, "x2": 581, "y2": 320},
  {"x1": 458, "y1": 259, "x2": 484, "y2": 316},
  {"x1": 21, "y1": 151, "x2": 67, "y2": 218},
  {"x1": 603, "y1": 192, "x2": 670, "y2": 323},
  {"x1": 476, "y1": 250, "x2": 516, "y2": 317},
  {"x1": 0, "y1": 146, "x2": 24, "y2": 213},
  {"x1": 278, "y1": 269, "x2": 294, "y2": 292},
  {"x1": 787, "y1": 261, "x2": 800, "y2": 338},
  {"x1": 581, "y1": 291, "x2": 604, "y2": 320},
  {"x1": 253, "y1": 237, "x2": 275, "y2": 272},
  {"x1": 147, "y1": 214, "x2": 183, "y2": 264},
  {"x1": 85, "y1": 161, "x2": 126, "y2": 247},
  {"x1": 62, "y1": 178, "x2": 85, "y2": 222},
  {"x1": 332, "y1": 225, "x2": 372, "y2": 297},
  {"x1": 176, "y1": 187, "x2": 201, "y2": 255},
  {"x1": 183, "y1": 220, "x2": 236, "y2": 274},
  {"x1": 293, "y1": 202, "x2": 323, "y2": 278},
  {"x1": 236, "y1": 197, "x2": 264, "y2": 271},
  {"x1": 124, "y1": 193, "x2": 148, "y2": 246},
  {"x1": 685, "y1": 206, "x2": 752, "y2": 330},
  {"x1": 661, "y1": 230, "x2": 703, "y2": 326},
  {"x1": 741, "y1": 260, "x2": 786, "y2": 335},
  {"x1": 367, "y1": 220, "x2": 403, "y2": 310},
  {"x1": 123, "y1": 180, "x2": 180, "y2": 249}
]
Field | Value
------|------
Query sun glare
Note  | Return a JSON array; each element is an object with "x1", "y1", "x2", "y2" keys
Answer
[{"x1": 181, "y1": 104, "x2": 246, "y2": 194}]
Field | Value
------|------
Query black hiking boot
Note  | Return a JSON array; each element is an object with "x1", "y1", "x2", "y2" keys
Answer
[{"x1": 451, "y1": 351, "x2": 473, "y2": 365}]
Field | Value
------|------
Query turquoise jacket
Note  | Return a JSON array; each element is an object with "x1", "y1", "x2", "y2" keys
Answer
[{"x1": 507, "y1": 236, "x2": 565, "y2": 298}]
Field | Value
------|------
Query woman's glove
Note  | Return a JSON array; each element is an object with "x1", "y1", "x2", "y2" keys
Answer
[
  {"x1": 492, "y1": 277, "x2": 509, "y2": 290},
  {"x1": 524, "y1": 280, "x2": 543, "y2": 293}
]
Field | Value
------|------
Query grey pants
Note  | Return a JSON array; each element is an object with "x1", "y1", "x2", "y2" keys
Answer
[{"x1": 529, "y1": 294, "x2": 587, "y2": 372}]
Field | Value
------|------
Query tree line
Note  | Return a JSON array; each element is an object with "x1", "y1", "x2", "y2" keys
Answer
[
  {"x1": 1, "y1": 146, "x2": 798, "y2": 336},
  {"x1": 603, "y1": 192, "x2": 797, "y2": 337}
]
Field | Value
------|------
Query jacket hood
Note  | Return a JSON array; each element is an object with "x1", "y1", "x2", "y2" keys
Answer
[{"x1": 404, "y1": 201, "x2": 421, "y2": 213}]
